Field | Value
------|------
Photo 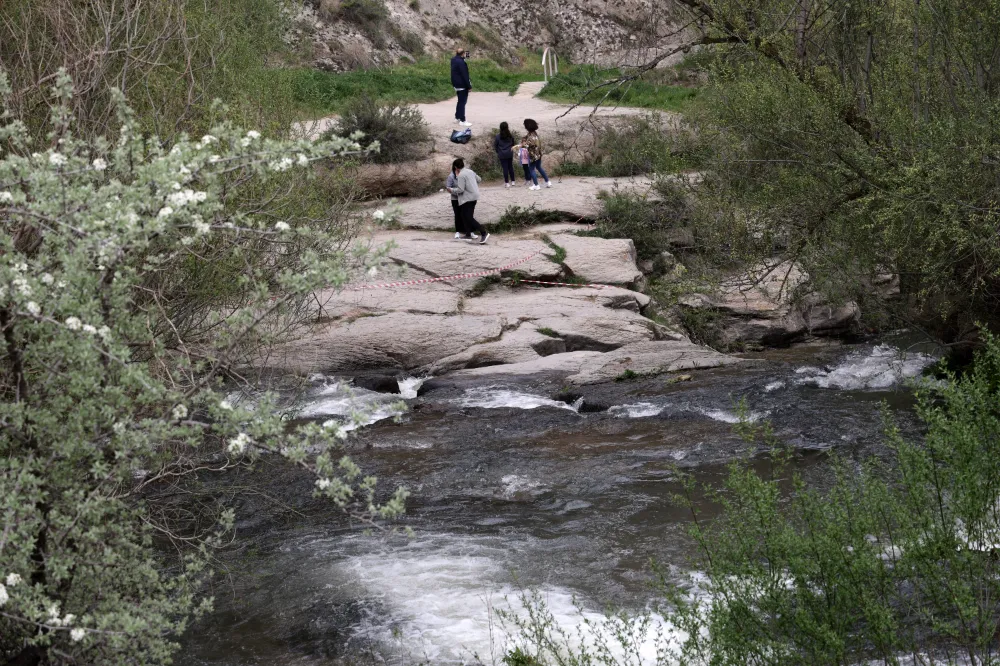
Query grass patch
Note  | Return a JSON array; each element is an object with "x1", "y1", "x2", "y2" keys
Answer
[
  {"x1": 541, "y1": 235, "x2": 567, "y2": 264},
  {"x1": 536, "y1": 327, "x2": 560, "y2": 338},
  {"x1": 289, "y1": 52, "x2": 552, "y2": 116},
  {"x1": 614, "y1": 369, "x2": 640, "y2": 382},
  {"x1": 494, "y1": 204, "x2": 566, "y2": 233},
  {"x1": 539, "y1": 65, "x2": 698, "y2": 112},
  {"x1": 465, "y1": 274, "x2": 501, "y2": 297}
]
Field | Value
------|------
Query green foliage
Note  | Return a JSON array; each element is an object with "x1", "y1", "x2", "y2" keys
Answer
[
  {"x1": 338, "y1": 0, "x2": 390, "y2": 46},
  {"x1": 536, "y1": 327, "x2": 560, "y2": 338},
  {"x1": 503, "y1": 646, "x2": 543, "y2": 666},
  {"x1": 391, "y1": 24, "x2": 426, "y2": 56},
  {"x1": 493, "y1": 204, "x2": 567, "y2": 233},
  {"x1": 0, "y1": 0, "x2": 296, "y2": 142},
  {"x1": 465, "y1": 275, "x2": 501, "y2": 297},
  {"x1": 681, "y1": 0, "x2": 1000, "y2": 339},
  {"x1": 614, "y1": 369, "x2": 639, "y2": 382},
  {"x1": 539, "y1": 65, "x2": 698, "y2": 112},
  {"x1": 541, "y1": 236, "x2": 568, "y2": 264},
  {"x1": 557, "y1": 114, "x2": 696, "y2": 178},
  {"x1": 591, "y1": 180, "x2": 694, "y2": 259},
  {"x1": 330, "y1": 96, "x2": 429, "y2": 164},
  {"x1": 0, "y1": 75, "x2": 405, "y2": 665}
]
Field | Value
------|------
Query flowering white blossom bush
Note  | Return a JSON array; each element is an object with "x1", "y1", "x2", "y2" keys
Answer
[{"x1": 0, "y1": 71, "x2": 406, "y2": 664}]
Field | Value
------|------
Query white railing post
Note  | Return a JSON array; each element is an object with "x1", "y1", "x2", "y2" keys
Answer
[{"x1": 542, "y1": 47, "x2": 559, "y2": 83}]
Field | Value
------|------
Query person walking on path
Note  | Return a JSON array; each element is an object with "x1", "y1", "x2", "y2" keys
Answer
[
  {"x1": 449, "y1": 158, "x2": 489, "y2": 244},
  {"x1": 445, "y1": 169, "x2": 471, "y2": 239},
  {"x1": 493, "y1": 122, "x2": 516, "y2": 188},
  {"x1": 521, "y1": 118, "x2": 551, "y2": 191},
  {"x1": 451, "y1": 47, "x2": 473, "y2": 127}
]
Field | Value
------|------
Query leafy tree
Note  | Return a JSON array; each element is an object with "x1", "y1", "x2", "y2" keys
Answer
[
  {"x1": 599, "y1": 0, "x2": 1000, "y2": 341},
  {"x1": 0, "y1": 72, "x2": 405, "y2": 665}
]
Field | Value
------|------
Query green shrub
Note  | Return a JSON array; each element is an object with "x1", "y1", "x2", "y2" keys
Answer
[
  {"x1": 556, "y1": 114, "x2": 696, "y2": 178},
  {"x1": 393, "y1": 26, "x2": 425, "y2": 56},
  {"x1": 331, "y1": 96, "x2": 429, "y2": 164},
  {"x1": 339, "y1": 0, "x2": 389, "y2": 45},
  {"x1": 493, "y1": 204, "x2": 567, "y2": 233},
  {"x1": 591, "y1": 179, "x2": 693, "y2": 259},
  {"x1": 539, "y1": 65, "x2": 698, "y2": 111}
]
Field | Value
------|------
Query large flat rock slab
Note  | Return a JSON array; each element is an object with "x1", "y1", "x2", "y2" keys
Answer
[
  {"x1": 566, "y1": 340, "x2": 745, "y2": 385},
  {"x1": 394, "y1": 177, "x2": 653, "y2": 230},
  {"x1": 378, "y1": 230, "x2": 559, "y2": 279},
  {"x1": 269, "y1": 312, "x2": 503, "y2": 373},
  {"x1": 549, "y1": 233, "x2": 643, "y2": 285}
]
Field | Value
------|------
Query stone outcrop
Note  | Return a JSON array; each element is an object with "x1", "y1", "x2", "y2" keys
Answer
[
  {"x1": 553, "y1": 234, "x2": 643, "y2": 286},
  {"x1": 678, "y1": 260, "x2": 860, "y2": 347}
]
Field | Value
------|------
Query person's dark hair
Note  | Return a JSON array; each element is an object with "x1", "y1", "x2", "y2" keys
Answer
[
  {"x1": 452, "y1": 158, "x2": 465, "y2": 171},
  {"x1": 499, "y1": 122, "x2": 512, "y2": 141},
  {"x1": 523, "y1": 118, "x2": 539, "y2": 132}
]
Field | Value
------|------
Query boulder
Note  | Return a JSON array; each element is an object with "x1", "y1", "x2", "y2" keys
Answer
[
  {"x1": 567, "y1": 340, "x2": 745, "y2": 385},
  {"x1": 550, "y1": 233, "x2": 643, "y2": 286},
  {"x1": 267, "y1": 312, "x2": 504, "y2": 373},
  {"x1": 426, "y1": 326, "x2": 564, "y2": 374},
  {"x1": 679, "y1": 260, "x2": 859, "y2": 347}
]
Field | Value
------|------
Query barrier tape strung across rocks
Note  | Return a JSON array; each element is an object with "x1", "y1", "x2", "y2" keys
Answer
[
  {"x1": 517, "y1": 279, "x2": 610, "y2": 289},
  {"x1": 346, "y1": 251, "x2": 541, "y2": 291}
]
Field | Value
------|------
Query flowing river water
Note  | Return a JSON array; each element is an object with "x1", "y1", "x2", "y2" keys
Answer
[{"x1": 179, "y1": 338, "x2": 939, "y2": 666}]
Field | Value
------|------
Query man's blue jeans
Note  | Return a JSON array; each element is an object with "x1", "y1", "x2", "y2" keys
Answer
[{"x1": 455, "y1": 89, "x2": 469, "y2": 122}]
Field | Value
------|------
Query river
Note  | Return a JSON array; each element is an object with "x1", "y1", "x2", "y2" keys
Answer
[{"x1": 178, "y1": 337, "x2": 938, "y2": 665}]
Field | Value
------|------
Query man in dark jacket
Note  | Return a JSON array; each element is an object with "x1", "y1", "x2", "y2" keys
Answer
[{"x1": 450, "y1": 47, "x2": 472, "y2": 127}]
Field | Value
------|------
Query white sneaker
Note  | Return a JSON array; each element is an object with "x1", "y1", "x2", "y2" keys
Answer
[
  {"x1": 530, "y1": 185, "x2": 541, "y2": 191},
  {"x1": 505, "y1": 183, "x2": 511, "y2": 189},
  {"x1": 454, "y1": 232, "x2": 462, "y2": 239},
  {"x1": 545, "y1": 181, "x2": 552, "y2": 188},
  {"x1": 460, "y1": 121, "x2": 472, "y2": 127}
]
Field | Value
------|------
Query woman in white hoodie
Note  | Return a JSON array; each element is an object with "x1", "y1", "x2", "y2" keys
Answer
[{"x1": 446, "y1": 158, "x2": 490, "y2": 244}]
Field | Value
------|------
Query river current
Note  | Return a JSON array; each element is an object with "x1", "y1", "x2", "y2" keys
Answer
[{"x1": 179, "y1": 338, "x2": 938, "y2": 665}]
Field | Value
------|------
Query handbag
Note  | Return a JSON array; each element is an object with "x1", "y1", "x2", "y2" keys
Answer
[
  {"x1": 518, "y1": 146, "x2": 530, "y2": 165},
  {"x1": 450, "y1": 128, "x2": 472, "y2": 144}
]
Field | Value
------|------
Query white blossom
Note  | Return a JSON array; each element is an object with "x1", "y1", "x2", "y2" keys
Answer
[
  {"x1": 240, "y1": 138, "x2": 252, "y2": 148},
  {"x1": 367, "y1": 266, "x2": 377, "y2": 277},
  {"x1": 208, "y1": 154, "x2": 221, "y2": 163},
  {"x1": 0, "y1": 584, "x2": 7, "y2": 607},
  {"x1": 227, "y1": 432, "x2": 250, "y2": 455},
  {"x1": 172, "y1": 404, "x2": 188, "y2": 420},
  {"x1": 316, "y1": 478, "x2": 332, "y2": 490},
  {"x1": 47, "y1": 603, "x2": 60, "y2": 620},
  {"x1": 25, "y1": 301, "x2": 40, "y2": 316},
  {"x1": 199, "y1": 134, "x2": 217, "y2": 145},
  {"x1": 97, "y1": 326, "x2": 111, "y2": 341},
  {"x1": 219, "y1": 399, "x2": 233, "y2": 411},
  {"x1": 62, "y1": 614, "x2": 75, "y2": 625},
  {"x1": 70, "y1": 628, "x2": 86, "y2": 642},
  {"x1": 82, "y1": 324, "x2": 97, "y2": 335},
  {"x1": 49, "y1": 152, "x2": 67, "y2": 167},
  {"x1": 246, "y1": 130, "x2": 261, "y2": 140},
  {"x1": 271, "y1": 157, "x2": 293, "y2": 172},
  {"x1": 64, "y1": 316, "x2": 82, "y2": 331},
  {"x1": 372, "y1": 210, "x2": 386, "y2": 221},
  {"x1": 297, "y1": 154, "x2": 309, "y2": 167},
  {"x1": 0, "y1": 192, "x2": 12, "y2": 203},
  {"x1": 5, "y1": 573, "x2": 21, "y2": 587},
  {"x1": 92, "y1": 158, "x2": 107, "y2": 171},
  {"x1": 274, "y1": 221, "x2": 290, "y2": 231},
  {"x1": 40, "y1": 273, "x2": 54, "y2": 285},
  {"x1": 193, "y1": 218, "x2": 211, "y2": 235},
  {"x1": 158, "y1": 206, "x2": 174, "y2": 218},
  {"x1": 13, "y1": 277, "x2": 31, "y2": 296}
]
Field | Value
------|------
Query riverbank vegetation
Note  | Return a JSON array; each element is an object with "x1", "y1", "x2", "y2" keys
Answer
[{"x1": 504, "y1": 333, "x2": 1000, "y2": 665}]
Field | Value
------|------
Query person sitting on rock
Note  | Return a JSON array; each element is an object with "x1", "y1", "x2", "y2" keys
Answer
[
  {"x1": 448, "y1": 158, "x2": 489, "y2": 244},
  {"x1": 451, "y1": 47, "x2": 473, "y2": 127},
  {"x1": 520, "y1": 118, "x2": 551, "y2": 190}
]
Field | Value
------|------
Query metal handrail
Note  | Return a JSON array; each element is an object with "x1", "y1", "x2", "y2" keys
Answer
[{"x1": 542, "y1": 47, "x2": 559, "y2": 83}]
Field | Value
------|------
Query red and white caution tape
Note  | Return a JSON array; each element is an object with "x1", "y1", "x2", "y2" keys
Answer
[
  {"x1": 517, "y1": 279, "x2": 611, "y2": 289},
  {"x1": 346, "y1": 251, "x2": 540, "y2": 291}
]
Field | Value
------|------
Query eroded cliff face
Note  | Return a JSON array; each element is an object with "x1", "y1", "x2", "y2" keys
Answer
[{"x1": 288, "y1": 0, "x2": 683, "y2": 71}]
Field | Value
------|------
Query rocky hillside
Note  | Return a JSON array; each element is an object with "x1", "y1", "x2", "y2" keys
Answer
[{"x1": 289, "y1": 0, "x2": 684, "y2": 71}]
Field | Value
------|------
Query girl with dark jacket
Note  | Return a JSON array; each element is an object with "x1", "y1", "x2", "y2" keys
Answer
[{"x1": 493, "y1": 122, "x2": 516, "y2": 188}]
